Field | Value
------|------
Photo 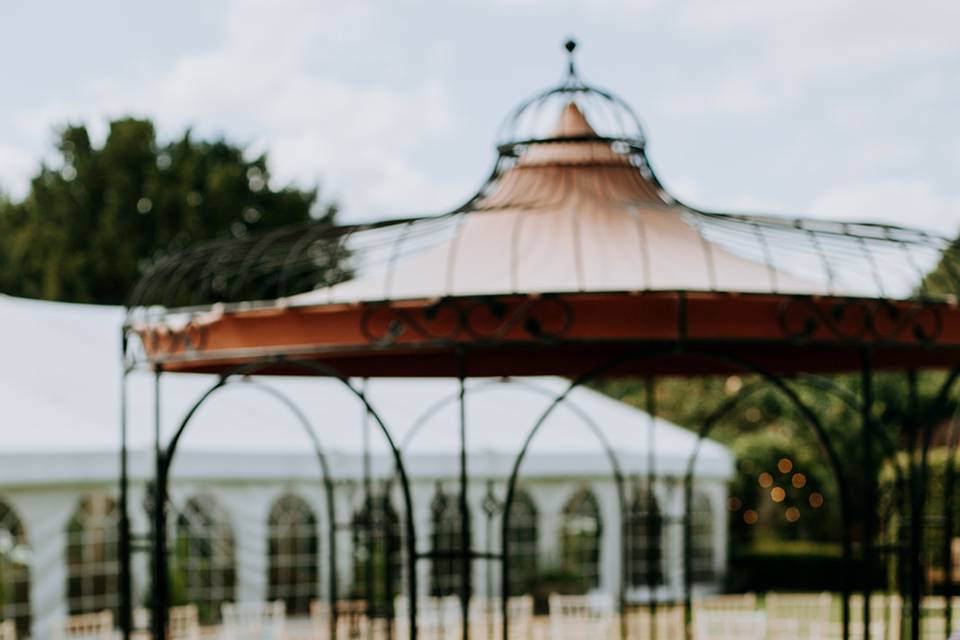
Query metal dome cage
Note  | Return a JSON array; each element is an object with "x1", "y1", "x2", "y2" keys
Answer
[
  {"x1": 495, "y1": 40, "x2": 647, "y2": 151},
  {"x1": 126, "y1": 41, "x2": 960, "y2": 319},
  {"x1": 117, "y1": 41, "x2": 960, "y2": 640}
]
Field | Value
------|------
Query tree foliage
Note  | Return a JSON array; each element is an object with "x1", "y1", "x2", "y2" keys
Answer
[
  {"x1": 0, "y1": 118, "x2": 336, "y2": 304},
  {"x1": 596, "y1": 369, "x2": 960, "y2": 550}
]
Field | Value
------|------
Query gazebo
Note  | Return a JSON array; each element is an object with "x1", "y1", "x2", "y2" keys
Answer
[{"x1": 124, "y1": 41, "x2": 960, "y2": 640}]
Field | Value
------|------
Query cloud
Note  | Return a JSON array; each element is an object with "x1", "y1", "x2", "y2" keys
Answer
[
  {"x1": 0, "y1": 0, "x2": 957, "y2": 235},
  {"x1": 659, "y1": 0, "x2": 960, "y2": 117},
  {"x1": 0, "y1": 144, "x2": 37, "y2": 198},
  {"x1": 1, "y1": 0, "x2": 465, "y2": 219},
  {"x1": 485, "y1": 0, "x2": 661, "y2": 12}
]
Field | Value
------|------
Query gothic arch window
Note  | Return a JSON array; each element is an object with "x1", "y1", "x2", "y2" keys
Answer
[
  {"x1": 66, "y1": 494, "x2": 119, "y2": 616},
  {"x1": 351, "y1": 495, "x2": 401, "y2": 613},
  {"x1": 690, "y1": 490, "x2": 715, "y2": 582},
  {"x1": 626, "y1": 486, "x2": 663, "y2": 588},
  {"x1": 505, "y1": 489, "x2": 539, "y2": 595},
  {"x1": 560, "y1": 488, "x2": 602, "y2": 593},
  {"x1": 0, "y1": 500, "x2": 30, "y2": 636},
  {"x1": 173, "y1": 494, "x2": 236, "y2": 623},
  {"x1": 267, "y1": 494, "x2": 318, "y2": 615},
  {"x1": 430, "y1": 484, "x2": 470, "y2": 597}
]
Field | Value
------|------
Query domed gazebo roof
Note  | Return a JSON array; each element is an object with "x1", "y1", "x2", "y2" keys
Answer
[{"x1": 126, "y1": 43, "x2": 960, "y2": 378}]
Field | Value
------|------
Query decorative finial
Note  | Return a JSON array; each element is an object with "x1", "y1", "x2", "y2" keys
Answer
[{"x1": 564, "y1": 38, "x2": 578, "y2": 76}]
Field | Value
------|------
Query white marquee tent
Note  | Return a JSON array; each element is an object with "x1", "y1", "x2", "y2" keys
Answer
[{"x1": 0, "y1": 294, "x2": 733, "y2": 637}]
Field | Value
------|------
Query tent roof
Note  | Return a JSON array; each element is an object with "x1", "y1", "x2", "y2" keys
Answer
[
  {"x1": 294, "y1": 103, "x2": 819, "y2": 306},
  {"x1": 125, "y1": 59, "x2": 960, "y2": 378},
  {"x1": 0, "y1": 295, "x2": 733, "y2": 484}
]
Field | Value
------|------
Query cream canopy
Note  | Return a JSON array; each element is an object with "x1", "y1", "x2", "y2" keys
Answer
[
  {"x1": 296, "y1": 102, "x2": 818, "y2": 306},
  {"x1": 125, "y1": 47, "x2": 960, "y2": 377}
]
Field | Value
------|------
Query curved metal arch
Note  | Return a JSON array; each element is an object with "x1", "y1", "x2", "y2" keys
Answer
[
  {"x1": 753, "y1": 372, "x2": 914, "y2": 533},
  {"x1": 473, "y1": 378, "x2": 630, "y2": 640},
  {"x1": 376, "y1": 374, "x2": 631, "y2": 640},
  {"x1": 397, "y1": 379, "x2": 509, "y2": 452},
  {"x1": 903, "y1": 365, "x2": 960, "y2": 640},
  {"x1": 152, "y1": 358, "x2": 420, "y2": 640},
  {"x1": 794, "y1": 374, "x2": 910, "y2": 530},
  {"x1": 800, "y1": 370, "x2": 929, "y2": 637},
  {"x1": 399, "y1": 376, "x2": 628, "y2": 456},
  {"x1": 941, "y1": 403, "x2": 960, "y2": 637},
  {"x1": 498, "y1": 363, "x2": 688, "y2": 640},
  {"x1": 736, "y1": 368, "x2": 855, "y2": 640},
  {"x1": 679, "y1": 379, "x2": 766, "y2": 603},
  {"x1": 497, "y1": 346, "x2": 858, "y2": 640},
  {"x1": 849, "y1": 363, "x2": 960, "y2": 640},
  {"x1": 151, "y1": 374, "x2": 340, "y2": 637},
  {"x1": 376, "y1": 374, "x2": 629, "y2": 639},
  {"x1": 236, "y1": 379, "x2": 339, "y2": 637},
  {"x1": 678, "y1": 376, "x2": 855, "y2": 640},
  {"x1": 384, "y1": 377, "x2": 630, "y2": 527},
  {"x1": 499, "y1": 349, "x2": 680, "y2": 640}
]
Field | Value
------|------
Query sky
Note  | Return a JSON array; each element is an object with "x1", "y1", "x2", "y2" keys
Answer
[{"x1": 1, "y1": 0, "x2": 959, "y2": 233}]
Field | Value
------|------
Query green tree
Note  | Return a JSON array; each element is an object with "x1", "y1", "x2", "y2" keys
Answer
[
  {"x1": 597, "y1": 369, "x2": 960, "y2": 553},
  {"x1": 920, "y1": 237, "x2": 960, "y2": 297},
  {"x1": 0, "y1": 118, "x2": 336, "y2": 304}
]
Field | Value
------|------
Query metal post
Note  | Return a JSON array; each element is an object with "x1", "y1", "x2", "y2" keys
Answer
[
  {"x1": 119, "y1": 361, "x2": 132, "y2": 640},
  {"x1": 151, "y1": 369, "x2": 169, "y2": 640},
  {"x1": 483, "y1": 481, "x2": 496, "y2": 640},
  {"x1": 944, "y1": 411, "x2": 960, "y2": 639},
  {"x1": 861, "y1": 349, "x2": 876, "y2": 640},
  {"x1": 907, "y1": 370, "x2": 922, "y2": 640},
  {"x1": 362, "y1": 379, "x2": 374, "y2": 637},
  {"x1": 683, "y1": 471, "x2": 693, "y2": 640},
  {"x1": 383, "y1": 480, "x2": 396, "y2": 640},
  {"x1": 327, "y1": 471, "x2": 339, "y2": 640},
  {"x1": 458, "y1": 371, "x2": 471, "y2": 640},
  {"x1": 645, "y1": 377, "x2": 658, "y2": 640}
]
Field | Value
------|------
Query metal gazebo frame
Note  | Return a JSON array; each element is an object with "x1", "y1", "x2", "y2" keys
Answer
[{"x1": 119, "y1": 41, "x2": 960, "y2": 640}]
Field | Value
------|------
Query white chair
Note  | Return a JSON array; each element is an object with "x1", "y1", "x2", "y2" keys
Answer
[
  {"x1": 695, "y1": 609, "x2": 768, "y2": 640},
  {"x1": 695, "y1": 593, "x2": 758, "y2": 612},
  {"x1": 394, "y1": 596, "x2": 461, "y2": 640},
  {"x1": 221, "y1": 601, "x2": 286, "y2": 640},
  {"x1": 393, "y1": 596, "x2": 411, "y2": 640},
  {"x1": 627, "y1": 605, "x2": 685, "y2": 639},
  {"x1": 133, "y1": 605, "x2": 200, "y2": 640},
  {"x1": 548, "y1": 594, "x2": 615, "y2": 640},
  {"x1": 765, "y1": 592, "x2": 831, "y2": 639},
  {"x1": 131, "y1": 608, "x2": 150, "y2": 640},
  {"x1": 54, "y1": 610, "x2": 115, "y2": 640},
  {"x1": 308, "y1": 599, "x2": 333, "y2": 640},
  {"x1": 334, "y1": 600, "x2": 371, "y2": 640},
  {"x1": 817, "y1": 594, "x2": 901, "y2": 640},
  {"x1": 921, "y1": 595, "x2": 960, "y2": 639},
  {"x1": 170, "y1": 605, "x2": 201, "y2": 640},
  {"x1": 816, "y1": 620, "x2": 889, "y2": 640},
  {"x1": 0, "y1": 620, "x2": 16, "y2": 640},
  {"x1": 850, "y1": 594, "x2": 901, "y2": 640},
  {"x1": 469, "y1": 596, "x2": 534, "y2": 640}
]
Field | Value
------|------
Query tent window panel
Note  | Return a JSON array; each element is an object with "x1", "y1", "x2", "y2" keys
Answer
[
  {"x1": 560, "y1": 488, "x2": 602, "y2": 593},
  {"x1": 0, "y1": 501, "x2": 30, "y2": 637},
  {"x1": 505, "y1": 490, "x2": 539, "y2": 595},
  {"x1": 351, "y1": 496, "x2": 402, "y2": 615},
  {"x1": 626, "y1": 488, "x2": 663, "y2": 588},
  {"x1": 65, "y1": 494, "x2": 119, "y2": 616},
  {"x1": 690, "y1": 490, "x2": 715, "y2": 582},
  {"x1": 267, "y1": 494, "x2": 318, "y2": 615},
  {"x1": 430, "y1": 486, "x2": 470, "y2": 598},
  {"x1": 173, "y1": 494, "x2": 236, "y2": 624}
]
